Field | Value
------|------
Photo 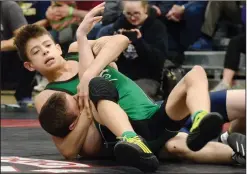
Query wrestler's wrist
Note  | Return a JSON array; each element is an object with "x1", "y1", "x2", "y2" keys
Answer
[
  {"x1": 82, "y1": 70, "x2": 95, "y2": 82},
  {"x1": 76, "y1": 32, "x2": 87, "y2": 41}
]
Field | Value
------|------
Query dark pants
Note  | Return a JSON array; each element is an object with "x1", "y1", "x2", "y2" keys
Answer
[
  {"x1": 161, "y1": 3, "x2": 206, "y2": 52},
  {"x1": 202, "y1": 1, "x2": 242, "y2": 37},
  {"x1": 224, "y1": 33, "x2": 246, "y2": 71},
  {"x1": 1, "y1": 51, "x2": 35, "y2": 101}
]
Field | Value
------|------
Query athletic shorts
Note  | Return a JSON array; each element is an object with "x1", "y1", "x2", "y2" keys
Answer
[
  {"x1": 95, "y1": 101, "x2": 178, "y2": 155},
  {"x1": 180, "y1": 90, "x2": 228, "y2": 133}
]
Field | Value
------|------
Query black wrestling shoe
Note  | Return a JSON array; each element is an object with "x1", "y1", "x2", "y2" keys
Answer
[
  {"x1": 114, "y1": 135, "x2": 159, "y2": 172},
  {"x1": 227, "y1": 133, "x2": 246, "y2": 166},
  {"x1": 187, "y1": 112, "x2": 224, "y2": 151}
]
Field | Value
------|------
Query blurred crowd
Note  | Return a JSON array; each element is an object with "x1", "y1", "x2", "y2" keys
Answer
[{"x1": 0, "y1": 1, "x2": 246, "y2": 109}]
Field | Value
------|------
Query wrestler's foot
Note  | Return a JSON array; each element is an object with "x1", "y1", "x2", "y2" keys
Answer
[
  {"x1": 114, "y1": 135, "x2": 159, "y2": 172},
  {"x1": 187, "y1": 112, "x2": 224, "y2": 151},
  {"x1": 227, "y1": 133, "x2": 246, "y2": 166}
]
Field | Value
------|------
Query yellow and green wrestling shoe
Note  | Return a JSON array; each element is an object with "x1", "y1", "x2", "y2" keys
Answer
[
  {"x1": 186, "y1": 111, "x2": 224, "y2": 151},
  {"x1": 114, "y1": 135, "x2": 159, "y2": 172}
]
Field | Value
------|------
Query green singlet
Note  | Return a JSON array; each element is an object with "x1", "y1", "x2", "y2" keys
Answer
[
  {"x1": 45, "y1": 52, "x2": 160, "y2": 121},
  {"x1": 45, "y1": 53, "x2": 174, "y2": 154}
]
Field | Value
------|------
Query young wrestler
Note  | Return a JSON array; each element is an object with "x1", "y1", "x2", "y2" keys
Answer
[
  {"x1": 14, "y1": 3, "x2": 226, "y2": 171},
  {"x1": 162, "y1": 90, "x2": 245, "y2": 165}
]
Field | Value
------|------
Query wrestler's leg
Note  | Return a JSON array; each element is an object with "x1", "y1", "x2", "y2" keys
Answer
[
  {"x1": 230, "y1": 118, "x2": 246, "y2": 135},
  {"x1": 226, "y1": 90, "x2": 246, "y2": 134},
  {"x1": 165, "y1": 66, "x2": 223, "y2": 151},
  {"x1": 160, "y1": 132, "x2": 243, "y2": 165},
  {"x1": 210, "y1": 90, "x2": 246, "y2": 143},
  {"x1": 226, "y1": 89, "x2": 246, "y2": 122},
  {"x1": 89, "y1": 77, "x2": 158, "y2": 172}
]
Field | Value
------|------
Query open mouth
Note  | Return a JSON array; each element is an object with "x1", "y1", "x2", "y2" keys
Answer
[{"x1": 45, "y1": 57, "x2": 54, "y2": 64}]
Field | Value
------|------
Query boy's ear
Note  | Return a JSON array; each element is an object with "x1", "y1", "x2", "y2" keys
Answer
[
  {"x1": 69, "y1": 120, "x2": 76, "y2": 131},
  {"x1": 55, "y1": 44, "x2": 63, "y2": 55},
  {"x1": 69, "y1": 115, "x2": 80, "y2": 130},
  {"x1": 23, "y1": 61, "x2": 35, "y2": 71}
]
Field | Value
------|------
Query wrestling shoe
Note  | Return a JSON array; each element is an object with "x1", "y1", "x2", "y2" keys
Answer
[
  {"x1": 227, "y1": 133, "x2": 246, "y2": 166},
  {"x1": 114, "y1": 135, "x2": 159, "y2": 172},
  {"x1": 187, "y1": 111, "x2": 224, "y2": 151}
]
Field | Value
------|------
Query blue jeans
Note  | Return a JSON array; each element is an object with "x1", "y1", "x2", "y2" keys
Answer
[
  {"x1": 96, "y1": 23, "x2": 115, "y2": 38},
  {"x1": 87, "y1": 22, "x2": 104, "y2": 40}
]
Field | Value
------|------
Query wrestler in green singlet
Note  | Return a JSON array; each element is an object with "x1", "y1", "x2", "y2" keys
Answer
[
  {"x1": 45, "y1": 53, "x2": 171, "y2": 153},
  {"x1": 45, "y1": 52, "x2": 160, "y2": 121}
]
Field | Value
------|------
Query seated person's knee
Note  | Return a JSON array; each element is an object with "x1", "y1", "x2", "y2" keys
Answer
[{"x1": 89, "y1": 77, "x2": 119, "y2": 108}]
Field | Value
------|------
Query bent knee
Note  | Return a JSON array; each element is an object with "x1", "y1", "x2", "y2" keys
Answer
[
  {"x1": 192, "y1": 65, "x2": 206, "y2": 75},
  {"x1": 89, "y1": 77, "x2": 119, "y2": 107}
]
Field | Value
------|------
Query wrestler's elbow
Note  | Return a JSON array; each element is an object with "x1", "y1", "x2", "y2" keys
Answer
[
  {"x1": 61, "y1": 149, "x2": 78, "y2": 160},
  {"x1": 112, "y1": 34, "x2": 129, "y2": 48}
]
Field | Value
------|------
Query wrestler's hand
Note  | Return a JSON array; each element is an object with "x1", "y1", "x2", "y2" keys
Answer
[
  {"x1": 76, "y1": 2, "x2": 105, "y2": 38},
  {"x1": 77, "y1": 73, "x2": 93, "y2": 115}
]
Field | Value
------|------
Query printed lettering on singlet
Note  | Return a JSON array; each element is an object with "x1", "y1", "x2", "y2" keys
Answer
[{"x1": 99, "y1": 69, "x2": 118, "y2": 82}]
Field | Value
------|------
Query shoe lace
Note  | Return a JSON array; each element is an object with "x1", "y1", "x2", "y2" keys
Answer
[
  {"x1": 190, "y1": 111, "x2": 208, "y2": 132},
  {"x1": 116, "y1": 136, "x2": 152, "y2": 153},
  {"x1": 116, "y1": 136, "x2": 141, "y2": 143}
]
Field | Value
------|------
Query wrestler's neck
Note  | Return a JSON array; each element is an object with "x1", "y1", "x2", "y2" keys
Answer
[{"x1": 45, "y1": 60, "x2": 79, "y2": 82}]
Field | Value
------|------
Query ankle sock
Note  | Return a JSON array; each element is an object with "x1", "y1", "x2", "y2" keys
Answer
[
  {"x1": 219, "y1": 131, "x2": 229, "y2": 144},
  {"x1": 121, "y1": 131, "x2": 137, "y2": 139}
]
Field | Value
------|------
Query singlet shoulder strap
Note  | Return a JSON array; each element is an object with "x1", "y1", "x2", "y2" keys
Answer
[{"x1": 45, "y1": 74, "x2": 79, "y2": 95}]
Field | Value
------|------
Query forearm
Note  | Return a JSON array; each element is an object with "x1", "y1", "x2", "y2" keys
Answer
[
  {"x1": 1, "y1": 39, "x2": 16, "y2": 51},
  {"x1": 85, "y1": 35, "x2": 129, "y2": 77},
  {"x1": 77, "y1": 35, "x2": 95, "y2": 78},
  {"x1": 57, "y1": 114, "x2": 92, "y2": 159},
  {"x1": 73, "y1": 8, "x2": 88, "y2": 18}
]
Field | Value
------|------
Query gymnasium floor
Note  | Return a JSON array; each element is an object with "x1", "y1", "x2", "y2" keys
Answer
[{"x1": 1, "y1": 94, "x2": 246, "y2": 173}]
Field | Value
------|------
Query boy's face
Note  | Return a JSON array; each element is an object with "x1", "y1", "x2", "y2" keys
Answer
[{"x1": 24, "y1": 34, "x2": 64, "y2": 75}]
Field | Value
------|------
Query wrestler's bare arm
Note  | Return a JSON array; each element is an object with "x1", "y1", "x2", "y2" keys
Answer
[
  {"x1": 35, "y1": 91, "x2": 101, "y2": 159},
  {"x1": 68, "y1": 35, "x2": 127, "y2": 77}
]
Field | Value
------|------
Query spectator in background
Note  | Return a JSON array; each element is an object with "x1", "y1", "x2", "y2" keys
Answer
[
  {"x1": 98, "y1": 0, "x2": 168, "y2": 98},
  {"x1": 45, "y1": 1, "x2": 102, "y2": 50},
  {"x1": 1, "y1": 1, "x2": 35, "y2": 108},
  {"x1": 213, "y1": 5, "x2": 246, "y2": 91},
  {"x1": 190, "y1": 1, "x2": 244, "y2": 51},
  {"x1": 102, "y1": 0, "x2": 122, "y2": 26},
  {"x1": 18, "y1": 1, "x2": 50, "y2": 25},
  {"x1": 45, "y1": 1, "x2": 82, "y2": 51},
  {"x1": 87, "y1": 0, "x2": 122, "y2": 40},
  {"x1": 150, "y1": 1, "x2": 207, "y2": 63},
  {"x1": 46, "y1": 1, "x2": 81, "y2": 32}
]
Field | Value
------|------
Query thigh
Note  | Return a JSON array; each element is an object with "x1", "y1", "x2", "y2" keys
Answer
[
  {"x1": 165, "y1": 77, "x2": 189, "y2": 120},
  {"x1": 226, "y1": 89, "x2": 246, "y2": 121}
]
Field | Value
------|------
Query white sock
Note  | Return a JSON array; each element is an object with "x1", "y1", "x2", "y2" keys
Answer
[{"x1": 220, "y1": 131, "x2": 229, "y2": 144}]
